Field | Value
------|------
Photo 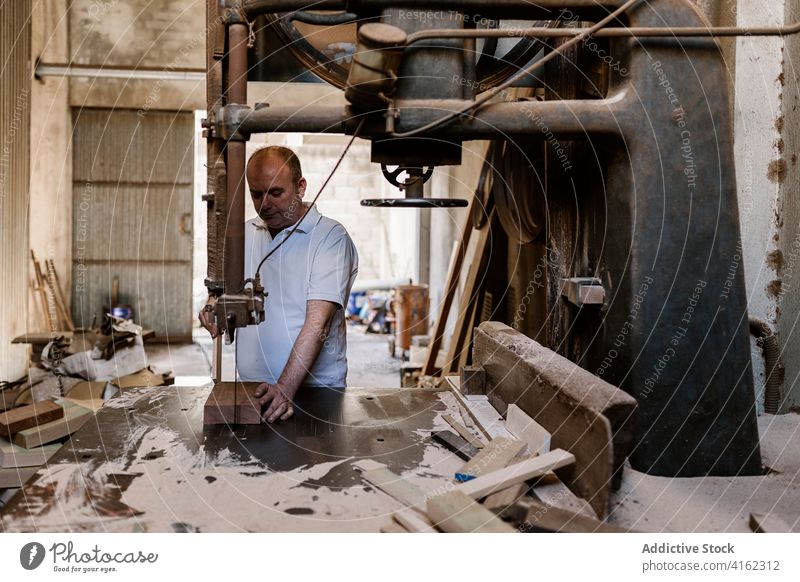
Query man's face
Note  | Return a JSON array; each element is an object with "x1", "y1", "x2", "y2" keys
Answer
[{"x1": 246, "y1": 154, "x2": 307, "y2": 232}]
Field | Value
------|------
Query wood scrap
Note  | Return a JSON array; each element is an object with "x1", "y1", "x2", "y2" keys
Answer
[
  {"x1": 203, "y1": 381, "x2": 262, "y2": 425},
  {"x1": 380, "y1": 521, "x2": 409, "y2": 534},
  {"x1": 66, "y1": 381, "x2": 107, "y2": 401},
  {"x1": 0, "y1": 401, "x2": 64, "y2": 438},
  {"x1": 427, "y1": 490, "x2": 515, "y2": 533},
  {"x1": 431, "y1": 430, "x2": 479, "y2": 461},
  {"x1": 0, "y1": 438, "x2": 60, "y2": 468},
  {"x1": 356, "y1": 464, "x2": 428, "y2": 509},
  {"x1": 516, "y1": 497, "x2": 630, "y2": 533},
  {"x1": 473, "y1": 322, "x2": 638, "y2": 518},
  {"x1": 13, "y1": 401, "x2": 93, "y2": 449},
  {"x1": 459, "y1": 448, "x2": 575, "y2": 500},
  {"x1": 532, "y1": 474, "x2": 597, "y2": 518},
  {"x1": 393, "y1": 508, "x2": 437, "y2": 533},
  {"x1": 749, "y1": 513, "x2": 793, "y2": 533},
  {"x1": 441, "y1": 414, "x2": 484, "y2": 450},
  {"x1": 456, "y1": 436, "x2": 526, "y2": 482},
  {"x1": 446, "y1": 383, "x2": 513, "y2": 440},
  {"x1": 0, "y1": 465, "x2": 40, "y2": 489},
  {"x1": 506, "y1": 404, "x2": 551, "y2": 456},
  {"x1": 482, "y1": 482, "x2": 528, "y2": 511}
]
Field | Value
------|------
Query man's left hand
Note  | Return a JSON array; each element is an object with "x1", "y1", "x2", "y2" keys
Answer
[{"x1": 255, "y1": 382, "x2": 297, "y2": 423}]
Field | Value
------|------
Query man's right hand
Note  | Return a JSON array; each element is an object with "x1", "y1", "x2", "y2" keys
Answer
[{"x1": 198, "y1": 297, "x2": 219, "y2": 338}]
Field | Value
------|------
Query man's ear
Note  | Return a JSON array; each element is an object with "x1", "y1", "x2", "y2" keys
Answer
[{"x1": 297, "y1": 177, "x2": 307, "y2": 199}]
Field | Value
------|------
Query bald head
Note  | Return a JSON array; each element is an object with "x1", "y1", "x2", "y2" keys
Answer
[{"x1": 247, "y1": 146, "x2": 302, "y2": 185}]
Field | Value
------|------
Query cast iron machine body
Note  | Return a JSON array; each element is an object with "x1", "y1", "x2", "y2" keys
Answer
[{"x1": 205, "y1": 0, "x2": 762, "y2": 478}]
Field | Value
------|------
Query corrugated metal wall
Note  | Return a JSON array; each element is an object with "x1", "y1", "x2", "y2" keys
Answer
[
  {"x1": 0, "y1": 1, "x2": 32, "y2": 382},
  {"x1": 72, "y1": 109, "x2": 194, "y2": 339}
]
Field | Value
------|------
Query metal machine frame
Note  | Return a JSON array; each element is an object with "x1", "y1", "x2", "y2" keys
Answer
[{"x1": 204, "y1": 0, "x2": 766, "y2": 478}]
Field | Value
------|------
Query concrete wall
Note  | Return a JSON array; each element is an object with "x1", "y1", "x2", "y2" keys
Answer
[{"x1": 28, "y1": 0, "x2": 72, "y2": 333}]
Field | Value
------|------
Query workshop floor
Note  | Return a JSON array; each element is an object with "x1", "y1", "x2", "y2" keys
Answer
[{"x1": 144, "y1": 324, "x2": 401, "y2": 387}]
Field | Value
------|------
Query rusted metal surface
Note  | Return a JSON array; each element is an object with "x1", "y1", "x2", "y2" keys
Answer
[{"x1": 0, "y1": 385, "x2": 450, "y2": 532}]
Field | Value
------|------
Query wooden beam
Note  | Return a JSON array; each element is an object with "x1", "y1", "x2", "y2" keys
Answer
[
  {"x1": 447, "y1": 383, "x2": 513, "y2": 440},
  {"x1": 473, "y1": 322, "x2": 638, "y2": 518},
  {"x1": 203, "y1": 381, "x2": 262, "y2": 425},
  {"x1": 0, "y1": 438, "x2": 60, "y2": 468},
  {"x1": 393, "y1": 508, "x2": 437, "y2": 533},
  {"x1": 459, "y1": 449, "x2": 575, "y2": 500},
  {"x1": 427, "y1": 490, "x2": 516, "y2": 533},
  {"x1": 0, "y1": 465, "x2": 40, "y2": 489},
  {"x1": 13, "y1": 402, "x2": 93, "y2": 449},
  {"x1": 0, "y1": 401, "x2": 64, "y2": 438},
  {"x1": 482, "y1": 483, "x2": 528, "y2": 511},
  {"x1": 456, "y1": 436, "x2": 526, "y2": 482}
]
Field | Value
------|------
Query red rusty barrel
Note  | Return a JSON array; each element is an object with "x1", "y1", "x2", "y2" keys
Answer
[{"x1": 394, "y1": 284, "x2": 429, "y2": 352}]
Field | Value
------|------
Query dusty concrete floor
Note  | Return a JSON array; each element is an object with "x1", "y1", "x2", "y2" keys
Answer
[
  {"x1": 145, "y1": 324, "x2": 400, "y2": 387},
  {"x1": 609, "y1": 413, "x2": 800, "y2": 532}
]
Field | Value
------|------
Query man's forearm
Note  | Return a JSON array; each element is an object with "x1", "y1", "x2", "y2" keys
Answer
[{"x1": 276, "y1": 300, "x2": 337, "y2": 394}]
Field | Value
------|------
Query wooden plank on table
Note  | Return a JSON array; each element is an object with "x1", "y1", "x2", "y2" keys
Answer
[
  {"x1": 380, "y1": 521, "x2": 410, "y2": 534},
  {"x1": 506, "y1": 404, "x2": 551, "y2": 456},
  {"x1": 483, "y1": 482, "x2": 527, "y2": 511},
  {"x1": 0, "y1": 401, "x2": 64, "y2": 438},
  {"x1": 749, "y1": 513, "x2": 793, "y2": 533},
  {"x1": 447, "y1": 384, "x2": 513, "y2": 440},
  {"x1": 1, "y1": 438, "x2": 60, "y2": 468},
  {"x1": 0, "y1": 465, "x2": 40, "y2": 489},
  {"x1": 393, "y1": 508, "x2": 437, "y2": 533},
  {"x1": 441, "y1": 414, "x2": 484, "y2": 450},
  {"x1": 431, "y1": 431, "x2": 479, "y2": 461},
  {"x1": 203, "y1": 382, "x2": 262, "y2": 425},
  {"x1": 358, "y1": 466, "x2": 428, "y2": 509},
  {"x1": 517, "y1": 498, "x2": 630, "y2": 533},
  {"x1": 427, "y1": 490, "x2": 515, "y2": 533},
  {"x1": 459, "y1": 449, "x2": 575, "y2": 500},
  {"x1": 456, "y1": 436, "x2": 526, "y2": 482},
  {"x1": 473, "y1": 322, "x2": 638, "y2": 518},
  {"x1": 13, "y1": 402, "x2": 93, "y2": 449},
  {"x1": 66, "y1": 381, "x2": 107, "y2": 401}
]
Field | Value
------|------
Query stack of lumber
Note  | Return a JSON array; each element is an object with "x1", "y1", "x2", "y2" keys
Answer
[
  {"x1": 29, "y1": 251, "x2": 74, "y2": 332},
  {"x1": 0, "y1": 399, "x2": 94, "y2": 489}
]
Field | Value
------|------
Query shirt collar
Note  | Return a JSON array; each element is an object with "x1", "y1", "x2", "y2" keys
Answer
[{"x1": 254, "y1": 203, "x2": 321, "y2": 235}]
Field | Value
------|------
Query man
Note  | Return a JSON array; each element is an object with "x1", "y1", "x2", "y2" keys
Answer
[{"x1": 200, "y1": 146, "x2": 359, "y2": 423}]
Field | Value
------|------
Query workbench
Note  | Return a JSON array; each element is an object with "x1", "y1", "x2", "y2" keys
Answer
[{"x1": 0, "y1": 384, "x2": 465, "y2": 532}]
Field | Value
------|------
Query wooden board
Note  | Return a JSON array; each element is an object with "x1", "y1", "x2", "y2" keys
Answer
[
  {"x1": 0, "y1": 438, "x2": 60, "y2": 468},
  {"x1": 427, "y1": 490, "x2": 516, "y2": 533},
  {"x1": 446, "y1": 383, "x2": 513, "y2": 440},
  {"x1": 483, "y1": 483, "x2": 528, "y2": 511},
  {"x1": 473, "y1": 322, "x2": 638, "y2": 518},
  {"x1": 749, "y1": 513, "x2": 793, "y2": 533},
  {"x1": 506, "y1": 404, "x2": 551, "y2": 456},
  {"x1": 0, "y1": 401, "x2": 64, "y2": 438},
  {"x1": 518, "y1": 498, "x2": 630, "y2": 533},
  {"x1": 431, "y1": 431, "x2": 479, "y2": 461},
  {"x1": 12, "y1": 402, "x2": 93, "y2": 449},
  {"x1": 0, "y1": 465, "x2": 40, "y2": 489},
  {"x1": 354, "y1": 460, "x2": 428, "y2": 510},
  {"x1": 203, "y1": 381, "x2": 262, "y2": 425},
  {"x1": 393, "y1": 508, "x2": 437, "y2": 533},
  {"x1": 66, "y1": 381, "x2": 107, "y2": 401},
  {"x1": 441, "y1": 414, "x2": 484, "y2": 450},
  {"x1": 456, "y1": 436, "x2": 526, "y2": 482},
  {"x1": 459, "y1": 449, "x2": 575, "y2": 500}
]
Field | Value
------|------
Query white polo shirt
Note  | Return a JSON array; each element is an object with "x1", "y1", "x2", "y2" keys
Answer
[{"x1": 235, "y1": 203, "x2": 358, "y2": 387}]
